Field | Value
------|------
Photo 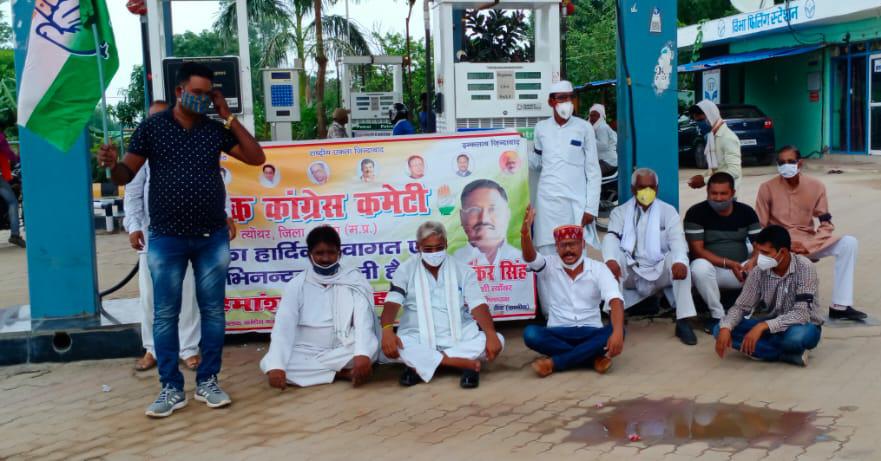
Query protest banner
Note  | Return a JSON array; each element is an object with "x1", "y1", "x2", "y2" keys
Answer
[{"x1": 221, "y1": 131, "x2": 535, "y2": 333}]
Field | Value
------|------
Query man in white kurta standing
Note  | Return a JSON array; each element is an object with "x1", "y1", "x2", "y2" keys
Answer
[
  {"x1": 381, "y1": 221, "x2": 504, "y2": 389},
  {"x1": 530, "y1": 80, "x2": 601, "y2": 315},
  {"x1": 602, "y1": 168, "x2": 699, "y2": 345},
  {"x1": 260, "y1": 226, "x2": 379, "y2": 389}
]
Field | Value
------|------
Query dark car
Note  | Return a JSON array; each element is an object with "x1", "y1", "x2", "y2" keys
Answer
[{"x1": 679, "y1": 104, "x2": 776, "y2": 168}]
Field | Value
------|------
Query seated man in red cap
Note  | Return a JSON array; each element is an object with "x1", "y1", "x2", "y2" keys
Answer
[{"x1": 520, "y1": 206, "x2": 625, "y2": 377}]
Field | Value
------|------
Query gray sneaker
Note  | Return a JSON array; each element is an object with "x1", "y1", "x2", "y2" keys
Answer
[
  {"x1": 194, "y1": 376, "x2": 232, "y2": 408},
  {"x1": 145, "y1": 385, "x2": 187, "y2": 418}
]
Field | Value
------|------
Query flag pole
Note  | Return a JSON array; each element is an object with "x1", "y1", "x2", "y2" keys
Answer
[{"x1": 92, "y1": 23, "x2": 112, "y2": 179}]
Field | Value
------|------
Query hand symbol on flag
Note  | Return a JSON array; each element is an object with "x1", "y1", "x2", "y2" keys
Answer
[{"x1": 34, "y1": 0, "x2": 106, "y2": 58}]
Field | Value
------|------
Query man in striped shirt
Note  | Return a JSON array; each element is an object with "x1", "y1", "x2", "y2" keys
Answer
[{"x1": 713, "y1": 226, "x2": 824, "y2": 367}]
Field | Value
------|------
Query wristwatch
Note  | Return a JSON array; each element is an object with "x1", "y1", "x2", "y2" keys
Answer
[{"x1": 223, "y1": 114, "x2": 236, "y2": 130}]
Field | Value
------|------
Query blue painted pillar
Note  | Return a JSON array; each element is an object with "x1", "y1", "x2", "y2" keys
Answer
[
  {"x1": 616, "y1": 0, "x2": 679, "y2": 208},
  {"x1": 13, "y1": 0, "x2": 101, "y2": 325}
]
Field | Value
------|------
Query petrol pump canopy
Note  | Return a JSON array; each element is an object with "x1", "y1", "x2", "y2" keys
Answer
[{"x1": 678, "y1": 44, "x2": 825, "y2": 73}]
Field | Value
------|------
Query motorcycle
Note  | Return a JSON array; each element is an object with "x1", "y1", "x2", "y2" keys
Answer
[{"x1": 595, "y1": 169, "x2": 618, "y2": 233}]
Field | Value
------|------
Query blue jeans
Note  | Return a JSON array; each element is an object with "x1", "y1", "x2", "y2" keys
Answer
[
  {"x1": 523, "y1": 324, "x2": 613, "y2": 371},
  {"x1": 0, "y1": 178, "x2": 19, "y2": 236},
  {"x1": 148, "y1": 228, "x2": 230, "y2": 390},
  {"x1": 712, "y1": 318, "x2": 821, "y2": 362}
]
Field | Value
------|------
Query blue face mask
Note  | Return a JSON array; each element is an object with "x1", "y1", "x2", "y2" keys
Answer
[
  {"x1": 311, "y1": 259, "x2": 340, "y2": 276},
  {"x1": 696, "y1": 120, "x2": 712, "y2": 136},
  {"x1": 180, "y1": 90, "x2": 211, "y2": 114}
]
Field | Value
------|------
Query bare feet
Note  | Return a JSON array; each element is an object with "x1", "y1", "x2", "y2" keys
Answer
[
  {"x1": 593, "y1": 356, "x2": 613, "y2": 374},
  {"x1": 135, "y1": 352, "x2": 157, "y2": 371},
  {"x1": 531, "y1": 357, "x2": 554, "y2": 378},
  {"x1": 441, "y1": 356, "x2": 481, "y2": 372},
  {"x1": 336, "y1": 369, "x2": 354, "y2": 381},
  {"x1": 184, "y1": 355, "x2": 200, "y2": 371}
]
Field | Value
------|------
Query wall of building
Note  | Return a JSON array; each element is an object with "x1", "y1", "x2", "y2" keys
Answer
[
  {"x1": 741, "y1": 50, "x2": 825, "y2": 155},
  {"x1": 724, "y1": 18, "x2": 881, "y2": 156}
]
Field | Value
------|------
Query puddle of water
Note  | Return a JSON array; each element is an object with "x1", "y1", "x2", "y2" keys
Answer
[{"x1": 564, "y1": 398, "x2": 828, "y2": 449}]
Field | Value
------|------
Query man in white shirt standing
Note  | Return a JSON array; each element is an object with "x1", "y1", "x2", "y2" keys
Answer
[
  {"x1": 602, "y1": 168, "x2": 698, "y2": 345},
  {"x1": 380, "y1": 221, "x2": 504, "y2": 389},
  {"x1": 260, "y1": 226, "x2": 379, "y2": 389},
  {"x1": 530, "y1": 80, "x2": 602, "y2": 315},
  {"x1": 520, "y1": 206, "x2": 625, "y2": 377}
]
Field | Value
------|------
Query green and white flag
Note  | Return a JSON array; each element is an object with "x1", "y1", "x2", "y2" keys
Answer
[{"x1": 17, "y1": 0, "x2": 119, "y2": 151}]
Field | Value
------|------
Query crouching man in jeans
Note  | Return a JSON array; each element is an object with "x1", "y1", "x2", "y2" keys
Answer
[
  {"x1": 98, "y1": 62, "x2": 265, "y2": 417},
  {"x1": 714, "y1": 225, "x2": 823, "y2": 367}
]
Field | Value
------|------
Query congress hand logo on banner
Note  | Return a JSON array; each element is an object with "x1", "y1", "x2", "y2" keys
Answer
[{"x1": 34, "y1": 0, "x2": 108, "y2": 58}]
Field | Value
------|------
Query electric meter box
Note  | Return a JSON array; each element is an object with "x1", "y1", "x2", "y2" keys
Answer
[
  {"x1": 262, "y1": 68, "x2": 301, "y2": 123},
  {"x1": 454, "y1": 63, "x2": 552, "y2": 119}
]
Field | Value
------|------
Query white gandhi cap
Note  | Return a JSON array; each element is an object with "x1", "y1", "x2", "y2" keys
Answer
[{"x1": 549, "y1": 80, "x2": 574, "y2": 95}]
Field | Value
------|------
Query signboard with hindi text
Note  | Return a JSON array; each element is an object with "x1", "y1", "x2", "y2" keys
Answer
[{"x1": 221, "y1": 131, "x2": 535, "y2": 333}]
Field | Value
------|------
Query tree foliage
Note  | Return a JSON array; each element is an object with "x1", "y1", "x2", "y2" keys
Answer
[
  {"x1": 677, "y1": 0, "x2": 737, "y2": 26},
  {"x1": 462, "y1": 9, "x2": 533, "y2": 63},
  {"x1": 114, "y1": 65, "x2": 146, "y2": 127}
]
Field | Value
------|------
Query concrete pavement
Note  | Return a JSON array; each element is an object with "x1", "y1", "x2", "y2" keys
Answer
[{"x1": 1, "y1": 157, "x2": 880, "y2": 460}]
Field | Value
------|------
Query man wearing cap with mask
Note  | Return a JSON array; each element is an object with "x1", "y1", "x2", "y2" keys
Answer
[
  {"x1": 602, "y1": 168, "x2": 698, "y2": 345},
  {"x1": 520, "y1": 206, "x2": 625, "y2": 377},
  {"x1": 714, "y1": 225, "x2": 824, "y2": 367},
  {"x1": 380, "y1": 221, "x2": 504, "y2": 389},
  {"x1": 530, "y1": 81, "x2": 601, "y2": 313},
  {"x1": 588, "y1": 103, "x2": 618, "y2": 176},
  {"x1": 755, "y1": 146, "x2": 866, "y2": 322},
  {"x1": 686, "y1": 100, "x2": 742, "y2": 191}
]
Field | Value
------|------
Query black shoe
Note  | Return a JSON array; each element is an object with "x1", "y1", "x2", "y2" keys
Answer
[
  {"x1": 676, "y1": 319, "x2": 697, "y2": 346},
  {"x1": 460, "y1": 370, "x2": 480, "y2": 389},
  {"x1": 8, "y1": 235, "x2": 25, "y2": 248},
  {"x1": 399, "y1": 368, "x2": 421, "y2": 387},
  {"x1": 829, "y1": 306, "x2": 867, "y2": 321},
  {"x1": 702, "y1": 318, "x2": 720, "y2": 335}
]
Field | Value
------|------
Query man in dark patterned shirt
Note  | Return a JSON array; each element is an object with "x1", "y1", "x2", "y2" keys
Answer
[
  {"x1": 713, "y1": 226, "x2": 823, "y2": 367},
  {"x1": 98, "y1": 62, "x2": 265, "y2": 417}
]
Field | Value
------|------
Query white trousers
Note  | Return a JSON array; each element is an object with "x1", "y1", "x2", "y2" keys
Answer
[
  {"x1": 606, "y1": 247, "x2": 697, "y2": 320},
  {"x1": 396, "y1": 331, "x2": 506, "y2": 383},
  {"x1": 138, "y1": 252, "x2": 201, "y2": 358},
  {"x1": 690, "y1": 258, "x2": 745, "y2": 320},
  {"x1": 259, "y1": 344, "x2": 369, "y2": 388},
  {"x1": 811, "y1": 236, "x2": 857, "y2": 307}
]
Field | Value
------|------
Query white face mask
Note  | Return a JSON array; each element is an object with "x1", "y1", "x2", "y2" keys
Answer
[
  {"x1": 561, "y1": 255, "x2": 584, "y2": 271},
  {"x1": 778, "y1": 163, "x2": 799, "y2": 179},
  {"x1": 421, "y1": 250, "x2": 447, "y2": 268},
  {"x1": 555, "y1": 102, "x2": 573, "y2": 120},
  {"x1": 756, "y1": 253, "x2": 780, "y2": 271}
]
